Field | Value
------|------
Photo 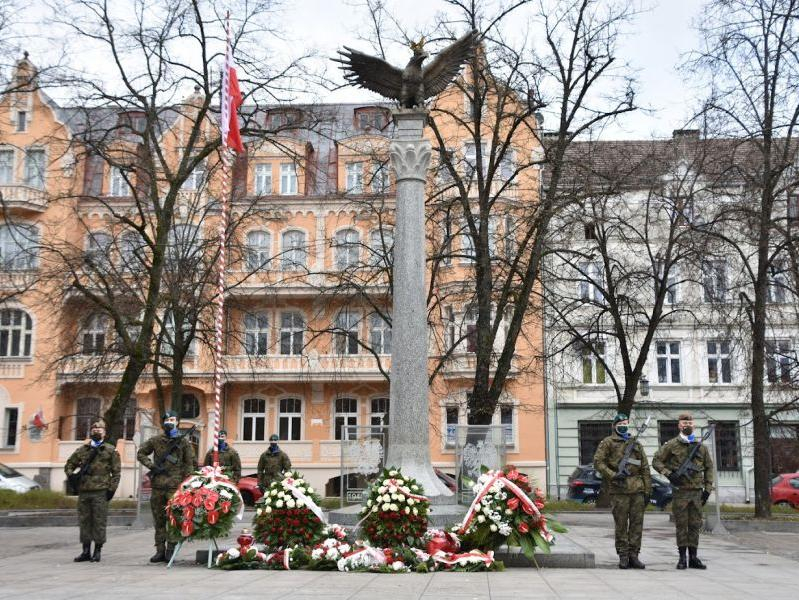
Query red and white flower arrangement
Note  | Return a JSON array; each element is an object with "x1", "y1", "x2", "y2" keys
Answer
[
  {"x1": 215, "y1": 529, "x2": 268, "y2": 570},
  {"x1": 309, "y1": 537, "x2": 354, "y2": 570},
  {"x1": 166, "y1": 466, "x2": 243, "y2": 541},
  {"x1": 457, "y1": 467, "x2": 565, "y2": 559},
  {"x1": 359, "y1": 467, "x2": 429, "y2": 548},
  {"x1": 253, "y1": 470, "x2": 326, "y2": 549}
]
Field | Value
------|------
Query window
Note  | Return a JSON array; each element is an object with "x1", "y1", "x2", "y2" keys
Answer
[
  {"x1": 334, "y1": 397, "x2": 358, "y2": 440},
  {"x1": 370, "y1": 397, "x2": 389, "y2": 432},
  {"x1": 445, "y1": 407, "x2": 459, "y2": 446},
  {"x1": 334, "y1": 228, "x2": 360, "y2": 269},
  {"x1": 0, "y1": 224, "x2": 38, "y2": 270},
  {"x1": 163, "y1": 310, "x2": 196, "y2": 357},
  {"x1": 446, "y1": 305, "x2": 456, "y2": 349},
  {"x1": 3, "y1": 407, "x2": 18, "y2": 447},
  {"x1": 254, "y1": 163, "x2": 272, "y2": 195},
  {"x1": 371, "y1": 161, "x2": 389, "y2": 193},
  {"x1": 279, "y1": 311, "x2": 304, "y2": 355},
  {"x1": 713, "y1": 421, "x2": 740, "y2": 472},
  {"x1": 16, "y1": 111, "x2": 27, "y2": 133},
  {"x1": 81, "y1": 313, "x2": 108, "y2": 356},
  {"x1": 24, "y1": 149, "x2": 45, "y2": 189},
  {"x1": 245, "y1": 230, "x2": 271, "y2": 270},
  {"x1": 498, "y1": 151, "x2": 515, "y2": 181},
  {"x1": 436, "y1": 149, "x2": 456, "y2": 184},
  {"x1": 578, "y1": 421, "x2": 612, "y2": 465},
  {"x1": 578, "y1": 261, "x2": 604, "y2": 302},
  {"x1": 767, "y1": 339, "x2": 793, "y2": 383},
  {"x1": 122, "y1": 401, "x2": 136, "y2": 441},
  {"x1": 441, "y1": 213, "x2": 453, "y2": 265},
  {"x1": 656, "y1": 341, "x2": 681, "y2": 383},
  {"x1": 789, "y1": 194, "x2": 799, "y2": 222},
  {"x1": 179, "y1": 394, "x2": 200, "y2": 419},
  {"x1": 657, "y1": 261, "x2": 679, "y2": 304},
  {"x1": 581, "y1": 341, "x2": 606, "y2": 384},
  {"x1": 0, "y1": 149, "x2": 14, "y2": 184},
  {"x1": 504, "y1": 214, "x2": 516, "y2": 259},
  {"x1": 120, "y1": 231, "x2": 145, "y2": 272},
  {"x1": 767, "y1": 261, "x2": 788, "y2": 303},
  {"x1": 464, "y1": 305, "x2": 477, "y2": 353},
  {"x1": 181, "y1": 161, "x2": 206, "y2": 191},
  {"x1": 500, "y1": 405, "x2": 514, "y2": 446},
  {"x1": 280, "y1": 163, "x2": 298, "y2": 195},
  {"x1": 658, "y1": 420, "x2": 679, "y2": 446},
  {"x1": 369, "y1": 313, "x2": 391, "y2": 354},
  {"x1": 334, "y1": 309, "x2": 360, "y2": 355},
  {"x1": 583, "y1": 222, "x2": 596, "y2": 240},
  {"x1": 702, "y1": 260, "x2": 727, "y2": 302},
  {"x1": 75, "y1": 398, "x2": 101, "y2": 441},
  {"x1": 345, "y1": 162, "x2": 363, "y2": 194},
  {"x1": 357, "y1": 110, "x2": 386, "y2": 130},
  {"x1": 464, "y1": 142, "x2": 488, "y2": 178},
  {"x1": 0, "y1": 309, "x2": 33, "y2": 358},
  {"x1": 707, "y1": 340, "x2": 732, "y2": 384},
  {"x1": 109, "y1": 166, "x2": 131, "y2": 196},
  {"x1": 167, "y1": 224, "x2": 201, "y2": 266},
  {"x1": 242, "y1": 398, "x2": 266, "y2": 441},
  {"x1": 278, "y1": 398, "x2": 302, "y2": 440},
  {"x1": 280, "y1": 230, "x2": 306, "y2": 270},
  {"x1": 244, "y1": 312, "x2": 269, "y2": 356},
  {"x1": 368, "y1": 228, "x2": 393, "y2": 267},
  {"x1": 459, "y1": 219, "x2": 475, "y2": 262},
  {"x1": 85, "y1": 231, "x2": 112, "y2": 270}
]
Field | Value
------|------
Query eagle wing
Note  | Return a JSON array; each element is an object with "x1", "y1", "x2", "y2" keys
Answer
[
  {"x1": 421, "y1": 30, "x2": 480, "y2": 100},
  {"x1": 333, "y1": 48, "x2": 404, "y2": 101}
]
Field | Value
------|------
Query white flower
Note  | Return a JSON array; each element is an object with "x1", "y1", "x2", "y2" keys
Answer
[
  {"x1": 412, "y1": 507, "x2": 418, "y2": 516},
  {"x1": 275, "y1": 500, "x2": 284, "y2": 508},
  {"x1": 505, "y1": 509, "x2": 513, "y2": 515},
  {"x1": 472, "y1": 484, "x2": 480, "y2": 493},
  {"x1": 296, "y1": 478, "x2": 304, "y2": 485},
  {"x1": 307, "y1": 487, "x2": 314, "y2": 494},
  {"x1": 286, "y1": 499, "x2": 296, "y2": 508},
  {"x1": 264, "y1": 506, "x2": 272, "y2": 513},
  {"x1": 490, "y1": 524, "x2": 498, "y2": 532},
  {"x1": 378, "y1": 486, "x2": 387, "y2": 494},
  {"x1": 326, "y1": 548, "x2": 339, "y2": 560},
  {"x1": 388, "y1": 485, "x2": 398, "y2": 494},
  {"x1": 396, "y1": 494, "x2": 405, "y2": 503},
  {"x1": 256, "y1": 508, "x2": 263, "y2": 516},
  {"x1": 277, "y1": 491, "x2": 286, "y2": 499},
  {"x1": 311, "y1": 548, "x2": 324, "y2": 560},
  {"x1": 411, "y1": 484, "x2": 419, "y2": 491},
  {"x1": 270, "y1": 489, "x2": 278, "y2": 496},
  {"x1": 296, "y1": 500, "x2": 305, "y2": 508},
  {"x1": 474, "y1": 504, "x2": 481, "y2": 513},
  {"x1": 382, "y1": 503, "x2": 391, "y2": 511},
  {"x1": 396, "y1": 479, "x2": 404, "y2": 486},
  {"x1": 190, "y1": 479, "x2": 202, "y2": 488},
  {"x1": 498, "y1": 523, "x2": 512, "y2": 536},
  {"x1": 391, "y1": 493, "x2": 399, "y2": 501},
  {"x1": 404, "y1": 506, "x2": 410, "y2": 514},
  {"x1": 407, "y1": 498, "x2": 415, "y2": 506},
  {"x1": 389, "y1": 470, "x2": 398, "y2": 476},
  {"x1": 477, "y1": 515, "x2": 486, "y2": 523},
  {"x1": 391, "y1": 560, "x2": 405, "y2": 571},
  {"x1": 340, "y1": 544, "x2": 350, "y2": 553},
  {"x1": 389, "y1": 503, "x2": 399, "y2": 512},
  {"x1": 372, "y1": 505, "x2": 379, "y2": 513},
  {"x1": 383, "y1": 494, "x2": 392, "y2": 503},
  {"x1": 367, "y1": 499, "x2": 373, "y2": 507},
  {"x1": 227, "y1": 548, "x2": 240, "y2": 559}
]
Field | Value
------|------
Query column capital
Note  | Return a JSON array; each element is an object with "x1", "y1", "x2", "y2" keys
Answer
[{"x1": 389, "y1": 139, "x2": 431, "y2": 183}]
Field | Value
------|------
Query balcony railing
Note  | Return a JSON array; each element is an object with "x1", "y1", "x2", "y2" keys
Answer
[
  {"x1": 224, "y1": 353, "x2": 389, "y2": 381},
  {"x1": 0, "y1": 185, "x2": 47, "y2": 211}
]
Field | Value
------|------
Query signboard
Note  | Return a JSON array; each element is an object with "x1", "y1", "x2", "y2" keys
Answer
[{"x1": 340, "y1": 425, "x2": 388, "y2": 506}]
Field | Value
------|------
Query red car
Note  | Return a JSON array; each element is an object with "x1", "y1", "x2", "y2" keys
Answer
[
  {"x1": 771, "y1": 472, "x2": 799, "y2": 508},
  {"x1": 141, "y1": 472, "x2": 264, "y2": 506}
]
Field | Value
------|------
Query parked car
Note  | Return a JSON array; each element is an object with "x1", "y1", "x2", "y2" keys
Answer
[
  {"x1": 567, "y1": 464, "x2": 673, "y2": 509},
  {"x1": 0, "y1": 462, "x2": 40, "y2": 493},
  {"x1": 434, "y1": 468, "x2": 457, "y2": 493},
  {"x1": 237, "y1": 473, "x2": 263, "y2": 506},
  {"x1": 771, "y1": 472, "x2": 799, "y2": 508}
]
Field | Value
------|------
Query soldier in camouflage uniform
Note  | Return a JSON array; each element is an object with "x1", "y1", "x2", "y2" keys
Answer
[
  {"x1": 137, "y1": 410, "x2": 195, "y2": 563},
  {"x1": 64, "y1": 419, "x2": 121, "y2": 563},
  {"x1": 257, "y1": 433, "x2": 291, "y2": 490},
  {"x1": 593, "y1": 413, "x2": 652, "y2": 569},
  {"x1": 653, "y1": 412, "x2": 714, "y2": 570},
  {"x1": 203, "y1": 429, "x2": 241, "y2": 482}
]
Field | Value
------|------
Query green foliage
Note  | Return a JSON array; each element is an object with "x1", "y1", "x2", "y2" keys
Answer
[{"x1": 0, "y1": 489, "x2": 136, "y2": 510}]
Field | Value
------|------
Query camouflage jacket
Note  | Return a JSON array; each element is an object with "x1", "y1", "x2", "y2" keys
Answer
[
  {"x1": 653, "y1": 436, "x2": 714, "y2": 491},
  {"x1": 257, "y1": 448, "x2": 291, "y2": 488},
  {"x1": 593, "y1": 435, "x2": 652, "y2": 495},
  {"x1": 203, "y1": 447, "x2": 241, "y2": 482},
  {"x1": 64, "y1": 442, "x2": 121, "y2": 493},
  {"x1": 137, "y1": 433, "x2": 195, "y2": 490}
]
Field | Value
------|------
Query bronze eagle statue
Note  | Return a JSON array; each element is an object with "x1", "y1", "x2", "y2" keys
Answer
[{"x1": 334, "y1": 30, "x2": 480, "y2": 108}]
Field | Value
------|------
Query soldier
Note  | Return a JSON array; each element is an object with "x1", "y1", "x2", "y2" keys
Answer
[
  {"x1": 593, "y1": 412, "x2": 651, "y2": 570},
  {"x1": 136, "y1": 410, "x2": 195, "y2": 563},
  {"x1": 203, "y1": 429, "x2": 241, "y2": 482},
  {"x1": 64, "y1": 419, "x2": 121, "y2": 563},
  {"x1": 257, "y1": 433, "x2": 291, "y2": 491},
  {"x1": 653, "y1": 412, "x2": 714, "y2": 570}
]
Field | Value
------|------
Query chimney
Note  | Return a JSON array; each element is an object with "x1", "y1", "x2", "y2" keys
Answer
[{"x1": 672, "y1": 129, "x2": 700, "y2": 140}]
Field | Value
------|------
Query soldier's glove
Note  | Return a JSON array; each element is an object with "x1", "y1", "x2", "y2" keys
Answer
[
  {"x1": 667, "y1": 472, "x2": 682, "y2": 487},
  {"x1": 612, "y1": 472, "x2": 626, "y2": 482},
  {"x1": 701, "y1": 490, "x2": 710, "y2": 506},
  {"x1": 106, "y1": 489, "x2": 116, "y2": 501}
]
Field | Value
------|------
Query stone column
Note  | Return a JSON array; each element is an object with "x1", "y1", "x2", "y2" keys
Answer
[{"x1": 386, "y1": 109, "x2": 453, "y2": 498}]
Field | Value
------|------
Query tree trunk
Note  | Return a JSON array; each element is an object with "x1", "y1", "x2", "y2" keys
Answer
[{"x1": 103, "y1": 358, "x2": 147, "y2": 445}]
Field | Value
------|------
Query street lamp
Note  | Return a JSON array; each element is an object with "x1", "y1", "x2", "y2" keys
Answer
[{"x1": 639, "y1": 377, "x2": 650, "y2": 397}]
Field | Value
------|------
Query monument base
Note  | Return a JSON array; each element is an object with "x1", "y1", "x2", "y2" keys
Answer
[{"x1": 327, "y1": 502, "x2": 466, "y2": 528}]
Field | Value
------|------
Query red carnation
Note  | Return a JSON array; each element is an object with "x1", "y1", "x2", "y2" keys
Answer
[
  {"x1": 507, "y1": 497, "x2": 520, "y2": 511},
  {"x1": 518, "y1": 521, "x2": 530, "y2": 534}
]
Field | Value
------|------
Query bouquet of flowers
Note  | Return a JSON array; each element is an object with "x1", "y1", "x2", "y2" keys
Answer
[
  {"x1": 253, "y1": 470, "x2": 326, "y2": 549},
  {"x1": 423, "y1": 528, "x2": 460, "y2": 555},
  {"x1": 309, "y1": 537, "x2": 354, "y2": 570},
  {"x1": 359, "y1": 467, "x2": 429, "y2": 548},
  {"x1": 429, "y1": 549, "x2": 501, "y2": 571},
  {"x1": 214, "y1": 528, "x2": 268, "y2": 570},
  {"x1": 263, "y1": 545, "x2": 310, "y2": 570},
  {"x1": 458, "y1": 467, "x2": 565, "y2": 559},
  {"x1": 166, "y1": 466, "x2": 243, "y2": 541}
]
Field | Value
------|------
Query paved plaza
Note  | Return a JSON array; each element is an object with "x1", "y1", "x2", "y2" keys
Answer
[{"x1": 0, "y1": 512, "x2": 796, "y2": 599}]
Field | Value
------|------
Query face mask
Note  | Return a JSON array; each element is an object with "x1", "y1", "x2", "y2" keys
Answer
[
  {"x1": 616, "y1": 425, "x2": 628, "y2": 435},
  {"x1": 269, "y1": 442, "x2": 277, "y2": 450},
  {"x1": 163, "y1": 422, "x2": 175, "y2": 433},
  {"x1": 90, "y1": 432, "x2": 103, "y2": 442},
  {"x1": 681, "y1": 426, "x2": 693, "y2": 436},
  {"x1": 219, "y1": 441, "x2": 227, "y2": 450}
]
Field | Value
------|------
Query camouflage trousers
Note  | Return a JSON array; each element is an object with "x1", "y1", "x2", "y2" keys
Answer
[
  {"x1": 610, "y1": 492, "x2": 646, "y2": 556},
  {"x1": 672, "y1": 489, "x2": 703, "y2": 547},
  {"x1": 77, "y1": 490, "x2": 109, "y2": 545},
  {"x1": 150, "y1": 488, "x2": 178, "y2": 546}
]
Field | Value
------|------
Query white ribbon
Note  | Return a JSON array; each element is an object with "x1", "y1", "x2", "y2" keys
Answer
[{"x1": 283, "y1": 478, "x2": 326, "y2": 524}]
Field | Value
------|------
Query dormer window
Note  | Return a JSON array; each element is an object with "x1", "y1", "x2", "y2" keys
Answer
[
  {"x1": 355, "y1": 107, "x2": 389, "y2": 132},
  {"x1": 267, "y1": 110, "x2": 301, "y2": 130},
  {"x1": 117, "y1": 111, "x2": 146, "y2": 134}
]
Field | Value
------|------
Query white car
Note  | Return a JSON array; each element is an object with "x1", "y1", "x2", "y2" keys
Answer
[{"x1": 0, "y1": 462, "x2": 40, "y2": 493}]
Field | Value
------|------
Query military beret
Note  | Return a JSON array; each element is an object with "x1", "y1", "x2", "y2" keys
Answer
[
  {"x1": 91, "y1": 419, "x2": 106, "y2": 429},
  {"x1": 269, "y1": 434, "x2": 279, "y2": 441},
  {"x1": 219, "y1": 429, "x2": 227, "y2": 436},
  {"x1": 613, "y1": 413, "x2": 629, "y2": 424},
  {"x1": 162, "y1": 409, "x2": 179, "y2": 420}
]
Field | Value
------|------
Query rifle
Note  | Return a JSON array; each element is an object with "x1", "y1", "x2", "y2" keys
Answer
[
  {"x1": 668, "y1": 425, "x2": 715, "y2": 487},
  {"x1": 66, "y1": 444, "x2": 101, "y2": 495},
  {"x1": 613, "y1": 416, "x2": 651, "y2": 481},
  {"x1": 147, "y1": 425, "x2": 196, "y2": 482}
]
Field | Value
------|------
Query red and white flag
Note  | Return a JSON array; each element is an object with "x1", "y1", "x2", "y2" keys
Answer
[{"x1": 220, "y1": 19, "x2": 244, "y2": 153}]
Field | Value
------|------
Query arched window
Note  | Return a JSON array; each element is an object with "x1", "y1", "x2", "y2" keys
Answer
[
  {"x1": 0, "y1": 224, "x2": 38, "y2": 270},
  {"x1": 245, "y1": 230, "x2": 271, "y2": 271},
  {"x1": 0, "y1": 309, "x2": 33, "y2": 358},
  {"x1": 244, "y1": 312, "x2": 269, "y2": 356},
  {"x1": 334, "y1": 228, "x2": 360, "y2": 269},
  {"x1": 75, "y1": 397, "x2": 101, "y2": 440},
  {"x1": 278, "y1": 398, "x2": 302, "y2": 440},
  {"x1": 368, "y1": 228, "x2": 393, "y2": 267},
  {"x1": 281, "y1": 230, "x2": 306, "y2": 271},
  {"x1": 85, "y1": 231, "x2": 113, "y2": 270},
  {"x1": 179, "y1": 393, "x2": 200, "y2": 419},
  {"x1": 242, "y1": 397, "x2": 266, "y2": 441},
  {"x1": 120, "y1": 231, "x2": 145, "y2": 271},
  {"x1": 81, "y1": 313, "x2": 109, "y2": 356}
]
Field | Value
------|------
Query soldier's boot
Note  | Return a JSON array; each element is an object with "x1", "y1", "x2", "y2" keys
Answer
[
  {"x1": 165, "y1": 542, "x2": 177, "y2": 562},
  {"x1": 149, "y1": 544, "x2": 167, "y2": 563},
  {"x1": 618, "y1": 554, "x2": 630, "y2": 569},
  {"x1": 90, "y1": 544, "x2": 102, "y2": 563},
  {"x1": 688, "y1": 547, "x2": 706, "y2": 569},
  {"x1": 628, "y1": 554, "x2": 646, "y2": 569},
  {"x1": 676, "y1": 546, "x2": 687, "y2": 570},
  {"x1": 74, "y1": 543, "x2": 92, "y2": 562}
]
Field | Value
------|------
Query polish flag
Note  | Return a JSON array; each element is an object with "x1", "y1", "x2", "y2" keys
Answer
[
  {"x1": 32, "y1": 408, "x2": 47, "y2": 430},
  {"x1": 220, "y1": 22, "x2": 244, "y2": 153}
]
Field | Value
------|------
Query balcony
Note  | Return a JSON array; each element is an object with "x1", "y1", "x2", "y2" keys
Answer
[
  {"x1": 224, "y1": 353, "x2": 389, "y2": 382},
  {"x1": 0, "y1": 185, "x2": 47, "y2": 212}
]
